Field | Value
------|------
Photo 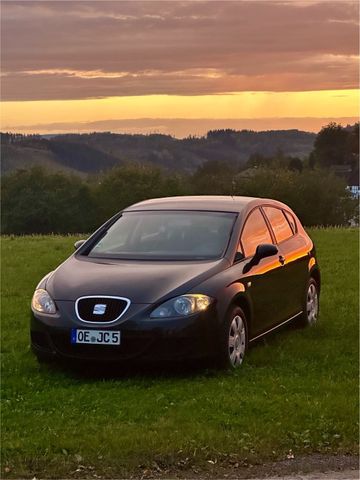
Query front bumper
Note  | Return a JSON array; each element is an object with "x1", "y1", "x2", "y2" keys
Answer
[{"x1": 30, "y1": 304, "x2": 219, "y2": 363}]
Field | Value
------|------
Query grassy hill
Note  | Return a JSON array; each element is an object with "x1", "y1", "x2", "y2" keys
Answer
[
  {"x1": 1, "y1": 144, "x2": 81, "y2": 175},
  {"x1": 1, "y1": 129, "x2": 316, "y2": 175},
  {"x1": 1, "y1": 228, "x2": 358, "y2": 478}
]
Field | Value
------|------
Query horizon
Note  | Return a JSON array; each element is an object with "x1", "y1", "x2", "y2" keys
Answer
[
  {"x1": 2, "y1": 116, "x2": 358, "y2": 139},
  {"x1": 1, "y1": 1, "x2": 359, "y2": 135}
]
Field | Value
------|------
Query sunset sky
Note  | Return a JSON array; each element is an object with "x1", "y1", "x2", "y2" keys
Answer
[{"x1": 1, "y1": 0, "x2": 359, "y2": 137}]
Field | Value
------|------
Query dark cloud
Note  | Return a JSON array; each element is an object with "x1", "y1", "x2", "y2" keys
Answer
[{"x1": 1, "y1": 1, "x2": 358, "y2": 100}]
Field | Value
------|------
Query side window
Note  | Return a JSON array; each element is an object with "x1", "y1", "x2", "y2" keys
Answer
[
  {"x1": 240, "y1": 208, "x2": 273, "y2": 258},
  {"x1": 263, "y1": 207, "x2": 293, "y2": 243},
  {"x1": 284, "y1": 210, "x2": 297, "y2": 234}
]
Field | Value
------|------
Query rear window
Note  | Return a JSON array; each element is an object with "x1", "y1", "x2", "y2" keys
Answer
[
  {"x1": 284, "y1": 210, "x2": 297, "y2": 234},
  {"x1": 263, "y1": 207, "x2": 293, "y2": 243}
]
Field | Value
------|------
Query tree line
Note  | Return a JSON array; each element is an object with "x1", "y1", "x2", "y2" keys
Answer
[
  {"x1": 1, "y1": 123, "x2": 358, "y2": 234},
  {"x1": 1, "y1": 128, "x2": 316, "y2": 175}
]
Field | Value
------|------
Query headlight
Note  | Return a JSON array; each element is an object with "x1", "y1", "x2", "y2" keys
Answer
[
  {"x1": 150, "y1": 294, "x2": 213, "y2": 318},
  {"x1": 31, "y1": 289, "x2": 56, "y2": 314}
]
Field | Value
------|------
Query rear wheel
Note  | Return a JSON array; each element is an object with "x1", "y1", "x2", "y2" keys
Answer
[
  {"x1": 217, "y1": 306, "x2": 248, "y2": 369},
  {"x1": 298, "y1": 278, "x2": 319, "y2": 327}
]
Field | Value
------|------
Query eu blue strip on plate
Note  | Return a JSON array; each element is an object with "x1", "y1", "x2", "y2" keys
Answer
[{"x1": 70, "y1": 328, "x2": 77, "y2": 344}]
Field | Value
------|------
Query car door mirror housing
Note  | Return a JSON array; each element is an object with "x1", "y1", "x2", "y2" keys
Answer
[
  {"x1": 255, "y1": 243, "x2": 278, "y2": 259},
  {"x1": 243, "y1": 244, "x2": 278, "y2": 274},
  {"x1": 74, "y1": 240, "x2": 86, "y2": 250}
]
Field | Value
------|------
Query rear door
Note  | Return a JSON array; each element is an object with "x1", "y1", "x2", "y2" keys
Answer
[
  {"x1": 262, "y1": 206, "x2": 309, "y2": 319},
  {"x1": 237, "y1": 207, "x2": 285, "y2": 337}
]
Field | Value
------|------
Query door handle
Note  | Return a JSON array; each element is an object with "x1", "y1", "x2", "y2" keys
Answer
[{"x1": 279, "y1": 255, "x2": 286, "y2": 265}]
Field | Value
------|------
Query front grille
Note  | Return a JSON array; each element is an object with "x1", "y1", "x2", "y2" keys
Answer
[{"x1": 76, "y1": 296, "x2": 130, "y2": 323}]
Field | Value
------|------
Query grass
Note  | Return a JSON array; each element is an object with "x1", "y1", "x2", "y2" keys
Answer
[{"x1": 1, "y1": 229, "x2": 359, "y2": 478}]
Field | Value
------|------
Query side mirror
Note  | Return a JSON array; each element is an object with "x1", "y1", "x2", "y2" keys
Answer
[
  {"x1": 243, "y1": 243, "x2": 278, "y2": 274},
  {"x1": 74, "y1": 239, "x2": 86, "y2": 250}
]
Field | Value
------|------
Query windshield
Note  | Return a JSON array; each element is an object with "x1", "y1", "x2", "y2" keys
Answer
[{"x1": 87, "y1": 211, "x2": 237, "y2": 260}]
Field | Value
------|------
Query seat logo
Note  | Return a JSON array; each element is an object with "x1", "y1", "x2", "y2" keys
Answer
[{"x1": 93, "y1": 304, "x2": 107, "y2": 315}]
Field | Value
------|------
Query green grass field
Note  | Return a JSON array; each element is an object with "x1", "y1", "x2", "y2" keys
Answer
[{"x1": 1, "y1": 229, "x2": 359, "y2": 478}]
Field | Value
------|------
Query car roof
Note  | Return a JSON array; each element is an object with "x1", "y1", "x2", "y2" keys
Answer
[{"x1": 124, "y1": 195, "x2": 281, "y2": 214}]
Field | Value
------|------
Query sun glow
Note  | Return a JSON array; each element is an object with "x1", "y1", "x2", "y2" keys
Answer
[{"x1": 1, "y1": 89, "x2": 358, "y2": 133}]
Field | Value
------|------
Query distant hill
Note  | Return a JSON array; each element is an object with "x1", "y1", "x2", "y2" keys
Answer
[{"x1": 1, "y1": 129, "x2": 316, "y2": 175}]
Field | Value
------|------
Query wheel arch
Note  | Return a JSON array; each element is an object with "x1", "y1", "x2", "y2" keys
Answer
[
  {"x1": 310, "y1": 267, "x2": 321, "y2": 294},
  {"x1": 230, "y1": 293, "x2": 252, "y2": 332}
]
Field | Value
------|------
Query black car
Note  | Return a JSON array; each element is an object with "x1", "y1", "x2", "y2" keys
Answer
[{"x1": 31, "y1": 196, "x2": 320, "y2": 369}]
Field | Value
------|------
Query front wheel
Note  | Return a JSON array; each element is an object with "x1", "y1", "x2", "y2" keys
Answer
[{"x1": 216, "y1": 306, "x2": 248, "y2": 369}]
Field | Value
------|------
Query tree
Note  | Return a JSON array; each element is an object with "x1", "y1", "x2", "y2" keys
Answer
[
  {"x1": 288, "y1": 157, "x2": 303, "y2": 172},
  {"x1": 95, "y1": 164, "x2": 186, "y2": 222},
  {"x1": 1, "y1": 167, "x2": 97, "y2": 234},
  {"x1": 233, "y1": 167, "x2": 356, "y2": 226},
  {"x1": 190, "y1": 160, "x2": 238, "y2": 195},
  {"x1": 246, "y1": 153, "x2": 267, "y2": 168},
  {"x1": 346, "y1": 123, "x2": 359, "y2": 185},
  {"x1": 313, "y1": 122, "x2": 350, "y2": 167}
]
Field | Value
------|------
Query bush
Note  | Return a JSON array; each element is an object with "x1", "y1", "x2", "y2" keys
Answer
[
  {"x1": 232, "y1": 167, "x2": 357, "y2": 226},
  {"x1": 189, "y1": 163, "x2": 357, "y2": 226},
  {"x1": 94, "y1": 164, "x2": 187, "y2": 223},
  {"x1": 1, "y1": 167, "x2": 97, "y2": 234}
]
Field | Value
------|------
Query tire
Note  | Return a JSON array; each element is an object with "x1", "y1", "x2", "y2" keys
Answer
[
  {"x1": 216, "y1": 305, "x2": 248, "y2": 369},
  {"x1": 297, "y1": 277, "x2": 320, "y2": 328}
]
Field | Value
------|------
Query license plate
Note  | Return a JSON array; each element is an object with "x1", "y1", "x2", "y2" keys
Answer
[{"x1": 71, "y1": 328, "x2": 120, "y2": 345}]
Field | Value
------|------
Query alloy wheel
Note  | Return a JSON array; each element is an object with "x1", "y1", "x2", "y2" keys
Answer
[
  {"x1": 306, "y1": 282, "x2": 319, "y2": 325},
  {"x1": 228, "y1": 315, "x2": 246, "y2": 366}
]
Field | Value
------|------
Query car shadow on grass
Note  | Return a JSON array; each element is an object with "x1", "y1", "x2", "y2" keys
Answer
[{"x1": 41, "y1": 356, "x2": 223, "y2": 381}]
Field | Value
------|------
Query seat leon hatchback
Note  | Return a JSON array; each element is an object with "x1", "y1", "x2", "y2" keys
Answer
[{"x1": 31, "y1": 196, "x2": 320, "y2": 368}]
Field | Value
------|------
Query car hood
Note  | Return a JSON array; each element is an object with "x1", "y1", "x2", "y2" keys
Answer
[{"x1": 46, "y1": 255, "x2": 228, "y2": 303}]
